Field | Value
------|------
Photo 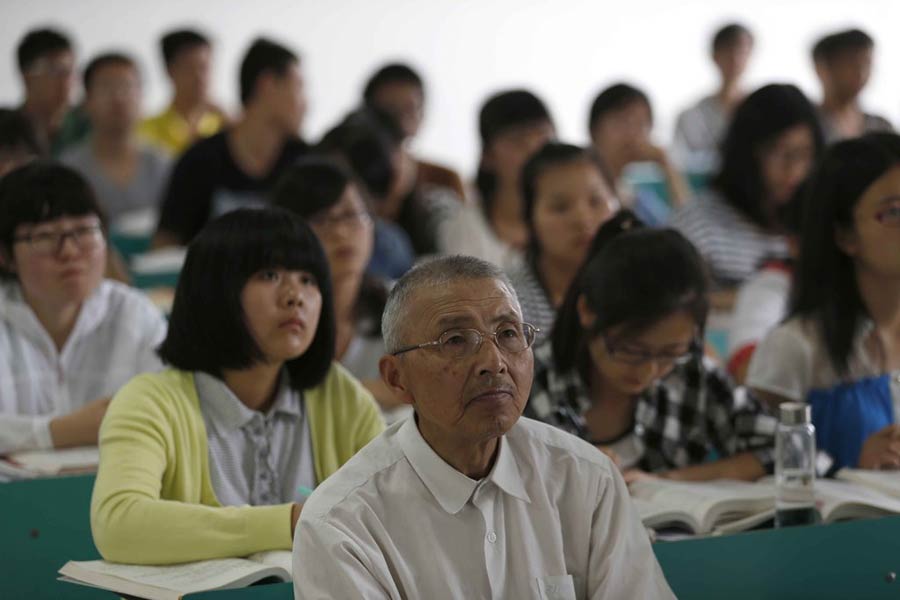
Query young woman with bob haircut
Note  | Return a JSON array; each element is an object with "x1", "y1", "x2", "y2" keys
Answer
[{"x1": 91, "y1": 207, "x2": 384, "y2": 564}]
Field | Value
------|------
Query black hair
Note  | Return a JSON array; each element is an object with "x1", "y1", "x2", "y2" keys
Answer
[
  {"x1": 475, "y1": 89, "x2": 553, "y2": 212},
  {"x1": 712, "y1": 23, "x2": 753, "y2": 54},
  {"x1": 363, "y1": 63, "x2": 424, "y2": 104},
  {"x1": 713, "y1": 83, "x2": 824, "y2": 229},
  {"x1": 521, "y1": 141, "x2": 603, "y2": 261},
  {"x1": 17, "y1": 28, "x2": 72, "y2": 73},
  {"x1": 83, "y1": 53, "x2": 138, "y2": 91},
  {"x1": 552, "y1": 210, "x2": 709, "y2": 372},
  {"x1": 158, "y1": 208, "x2": 335, "y2": 390},
  {"x1": 160, "y1": 29, "x2": 210, "y2": 67},
  {"x1": 587, "y1": 83, "x2": 652, "y2": 134},
  {"x1": 812, "y1": 29, "x2": 874, "y2": 63},
  {"x1": 316, "y1": 107, "x2": 403, "y2": 200},
  {"x1": 0, "y1": 108, "x2": 42, "y2": 156},
  {"x1": 0, "y1": 161, "x2": 106, "y2": 277},
  {"x1": 790, "y1": 132, "x2": 900, "y2": 376},
  {"x1": 239, "y1": 37, "x2": 298, "y2": 106},
  {"x1": 272, "y1": 157, "x2": 386, "y2": 336}
]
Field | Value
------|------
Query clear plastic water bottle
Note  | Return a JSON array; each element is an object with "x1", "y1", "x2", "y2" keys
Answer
[{"x1": 775, "y1": 402, "x2": 820, "y2": 527}]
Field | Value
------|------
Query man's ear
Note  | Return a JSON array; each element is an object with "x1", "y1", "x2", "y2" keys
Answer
[
  {"x1": 576, "y1": 294, "x2": 596, "y2": 329},
  {"x1": 379, "y1": 355, "x2": 415, "y2": 407}
]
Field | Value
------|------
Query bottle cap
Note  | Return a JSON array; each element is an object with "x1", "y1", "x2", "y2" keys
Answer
[{"x1": 779, "y1": 402, "x2": 811, "y2": 426}]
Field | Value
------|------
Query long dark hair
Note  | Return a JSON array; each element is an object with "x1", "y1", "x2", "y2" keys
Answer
[
  {"x1": 790, "y1": 132, "x2": 900, "y2": 375},
  {"x1": 713, "y1": 84, "x2": 824, "y2": 229},
  {"x1": 476, "y1": 89, "x2": 553, "y2": 216},
  {"x1": 552, "y1": 210, "x2": 709, "y2": 372},
  {"x1": 271, "y1": 156, "x2": 387, "y2": 336},
  {"x1": 520, "y1": 142, "x2": 603, "y2": 263}
]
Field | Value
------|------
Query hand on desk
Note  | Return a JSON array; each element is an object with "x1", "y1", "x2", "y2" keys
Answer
[
  {"x1": 49, "y1": 396, "x2": 111, "y2": 448},
  {"x1": 858, "y1": 425, "x2": 900, "y2": 470}
]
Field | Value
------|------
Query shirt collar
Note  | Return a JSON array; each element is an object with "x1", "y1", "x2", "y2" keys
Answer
[
  {"x1": 194, "y1": 370, "x2": 301, "y2": 432},
  {"x1": 397, "y1": 417, "x2": 530, "y2": 515}
]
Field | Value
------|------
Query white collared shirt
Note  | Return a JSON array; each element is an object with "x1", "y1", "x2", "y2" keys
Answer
[
  {"x1": 195, "y1": 371, "x2": 316, "y2": 506},
  {"x1": 0, "y1": 279, "x2": 167, "y2": 453},
  {"x1": 293, "y1": 416, "x2": 674, "y2": 600}
]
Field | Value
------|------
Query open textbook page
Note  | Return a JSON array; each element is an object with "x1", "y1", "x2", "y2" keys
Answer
[
  {"x1": 836, "y1": 469, "x2": 900, "y2": 499},
  {"x1": 58, "y1": 551, "x2": 292, "y2": 600},
  {"x1": 815, "y1": 478, "x2": 900, "y2": 522},
  {"x1": 631, "y1": 479, "x2": 775, "y2": 534}
]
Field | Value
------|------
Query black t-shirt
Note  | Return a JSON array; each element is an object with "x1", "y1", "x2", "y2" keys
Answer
[{"x1": 156, "y1": 131, "x2": 308, "y2": 244}]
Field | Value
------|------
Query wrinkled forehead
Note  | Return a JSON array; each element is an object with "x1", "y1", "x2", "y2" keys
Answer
[{"x1": 410, "y1": 277, "x2": 522, "y2": 333}]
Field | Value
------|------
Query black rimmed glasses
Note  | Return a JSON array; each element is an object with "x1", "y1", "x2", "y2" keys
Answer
[
  {"x1": 13, "y1": 224, "x2": 104, "y2": 256},
  {"x1": 392, "y1": 322, "x2": 539, "y2": 360}
]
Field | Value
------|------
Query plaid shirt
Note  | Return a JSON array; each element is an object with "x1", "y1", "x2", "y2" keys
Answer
[{"x1": 525, "y1": 342, "x2": 777, "y2": 474}]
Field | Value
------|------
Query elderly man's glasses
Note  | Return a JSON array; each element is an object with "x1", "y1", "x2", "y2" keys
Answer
[
  {"x1": 602, "y1": 335, "x2": 699, "y2": 367},
  {"x1": 13, "y1": 224, "x2": 104, "y2": 256},
  {"x1": 392, "y1": 322, "x2": 539, "y2": 359}
]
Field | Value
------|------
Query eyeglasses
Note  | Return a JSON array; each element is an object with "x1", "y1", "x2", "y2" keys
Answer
[
  {"x1": 601, "y1": 335, "x2": 699, "y2": 367},
  {"x1": 309, "y1": 209, "x2": 372, "y2": 230},
  {"x1": 13, "y1": 224, "x2": 104, "y2": 256},
  {"x1": 392, "y1": 322, "x2": 539, "y2": 360},
  {"x1": 874, "y1": 199, "x2": 900, "y2": 227}
]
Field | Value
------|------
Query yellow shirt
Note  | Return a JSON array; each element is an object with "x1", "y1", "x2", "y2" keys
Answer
[
  {"x1": 139, "y1": 105, "x2": 225, "y2": 156},
  {"x1": 90, "y1": 364, "x2": 384, "y2": 564}
]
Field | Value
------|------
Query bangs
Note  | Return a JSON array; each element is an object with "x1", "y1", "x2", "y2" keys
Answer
[{"x1": 232, "y1": 213, "x2": 329, "y2": 285}]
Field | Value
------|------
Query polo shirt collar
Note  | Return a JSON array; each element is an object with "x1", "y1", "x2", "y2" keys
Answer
[{"x1": 195, "y1": 370, "x2": 301, "y2": 432}]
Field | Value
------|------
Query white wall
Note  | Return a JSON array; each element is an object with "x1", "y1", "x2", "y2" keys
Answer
[{"x1": 1, "y1": 0, "x2": 896, "y2": 176}]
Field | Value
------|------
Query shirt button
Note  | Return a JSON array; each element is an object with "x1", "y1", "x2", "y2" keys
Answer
[{"x1": 487, "y1": 531, "x2": 497, "y2": 543}]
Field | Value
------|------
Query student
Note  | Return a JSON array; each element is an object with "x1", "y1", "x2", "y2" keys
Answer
[
  {"x1": 152, "y1": 37, "x2": 308, "y2": 248},
  {"x1": 363, "y1": 63, "x2": 466, "y2": 201},
  {"x1": 15, "y1": 28, "x2": 88, "y2": 156},
  {"x1": 526, "y1": 211, "x2": 775, "y2": 481},
  {"x1": 813, "y1": 29, "x2": 893, "y2": 144},
  {"x1": 727, "y1": 192, "x2": 804, "y2": 384},
  {"x1": 510, "y1": 142, "x2": 619, "y2": 341},
  {"x1": 0, "y1": 108, "x2": 41, "y2": 176},
  {"x1": 437, "y1": 89, "x2": 555, "y2": 271},
  {"x1": 91, "y1": 207, "x2": 384, "y2": 564},
  {"x1": 140, "y1": 29, "x2": 227, "y2": 155},
  {"x1": 0, "y1": 161, "x2": 166, "y2": 455},
  {"x1": 61, "y1": 53, "x2": 170, "y2": 224},
  {"x1": 673, "y1": 23, "x2": 754, "y2": 171},
  {"x1": 588, "y1": 83, "x2": 690, "y2": 225},
  {"x1": 673, "y1": 84, "x2": 824, "y2": 305},
  {"x1": 316, "y1": 108, "x2": 416, "y2": 278},
  {"x1": 271, "y1": 157, "x2": 401, "y2": 412},
  {"x1": 748, "y1": 133, "x2": 900, "y2": 471}
]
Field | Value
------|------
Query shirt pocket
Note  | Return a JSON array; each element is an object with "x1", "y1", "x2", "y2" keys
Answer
[{"x1": 536, "y1": 574, "x2": 576, "y2": 600}]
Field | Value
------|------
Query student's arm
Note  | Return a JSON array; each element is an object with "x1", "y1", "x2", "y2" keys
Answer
[
  {"x1": 660, "y1": 452, "x2": 766, "y2": 482},
  {"x1": 48, "y1": 397, "x2": 111, "y2": 448},
  {"x1": 91, "y1": 378, "x2": 295, "y2": 564},
  {"x1": 587, "y1": 468, "x2": 676, "y2": 599},
  {"x1": 0, "y1": 396, "x2": 110, "y2": 454},
  {"x1": 633, "y1": 141, "x2": 692, "y2": 209}
]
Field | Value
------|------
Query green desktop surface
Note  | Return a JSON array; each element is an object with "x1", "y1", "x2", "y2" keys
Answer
[{"x1": 5, "y1": 473, "x2": 900, "y2": 599}]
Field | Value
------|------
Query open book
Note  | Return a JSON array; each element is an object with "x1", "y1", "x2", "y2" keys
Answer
[
  {"x1": 58, "y1": 550, "x2": 292, "y2": 600},
  {"x1": 632, "y1": 477, "x2": 900, "y2": 536},
  {"x1": 0, "y1": 446, "x2": 99, "y2": 479},
  {"x1": 631, "y1": 479, "x2": 776, "y2": 535},
  {"x1": 836, "y1": 469, "x2": 900, "y2": 499}
]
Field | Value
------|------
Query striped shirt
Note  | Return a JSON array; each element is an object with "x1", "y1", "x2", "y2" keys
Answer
[
  {"x1": 509, "y1": 262, "x2": 556, "y2": 344},
  {"x1": 526, "y1": 341, "x2": 777, "y2": 473},
  {"x1": 672, "y1": 190, "x2": 789, "y2": 287},
  {"x1": 195, "y1": 371, "x2": 316, "y2": 507},
  {"x1": 0, "y1": 280, "x2": 166, "y2": 453}
]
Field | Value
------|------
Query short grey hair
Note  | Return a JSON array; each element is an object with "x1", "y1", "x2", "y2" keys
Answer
[{"x1": 381, "y1": 255, "x2": 520, "y2": 353}]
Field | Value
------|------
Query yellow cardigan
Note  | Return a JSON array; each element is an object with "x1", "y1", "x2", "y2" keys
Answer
[{"x1": 91, "y1": 364, "x2": 385, "y2": 564}]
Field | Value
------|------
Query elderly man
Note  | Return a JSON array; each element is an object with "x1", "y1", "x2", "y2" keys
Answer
[{"x1": 293, "y1": 256, "x2": 674, "y2": 599}]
